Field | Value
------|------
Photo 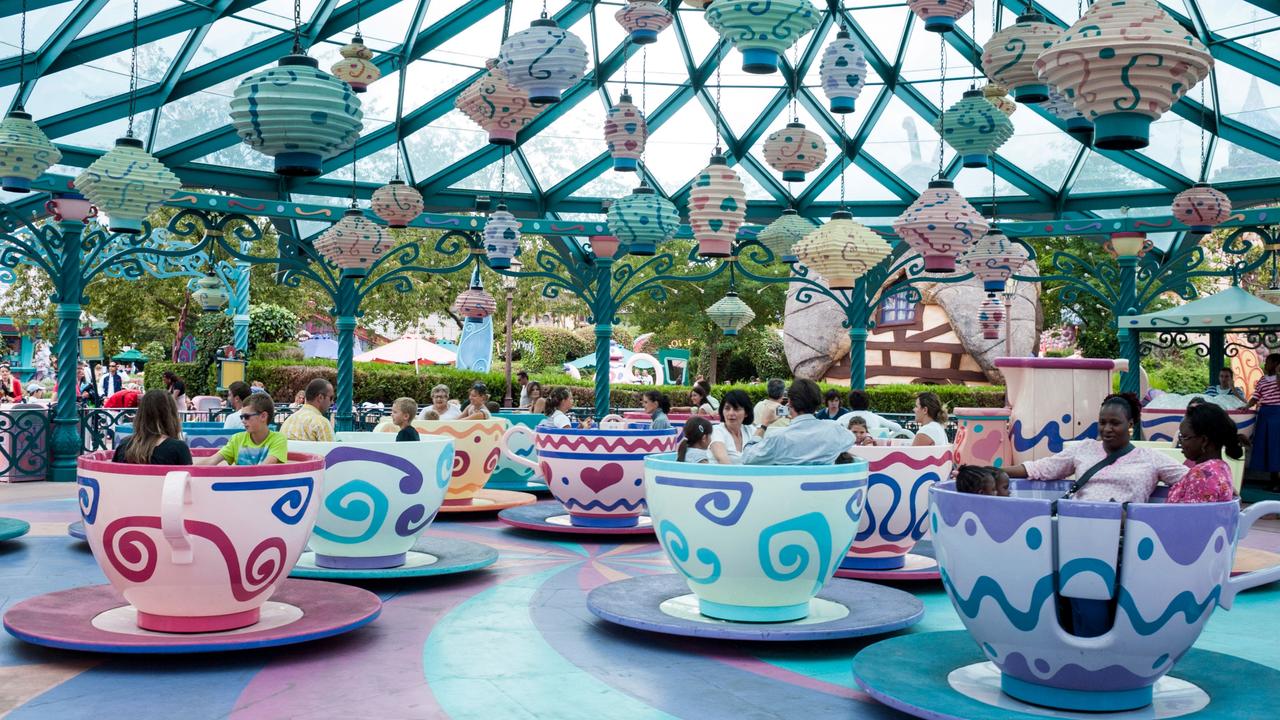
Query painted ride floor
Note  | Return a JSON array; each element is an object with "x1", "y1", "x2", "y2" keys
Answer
[{"x1": 3, "y1": 485, "x2": 1279, "y2": 720}]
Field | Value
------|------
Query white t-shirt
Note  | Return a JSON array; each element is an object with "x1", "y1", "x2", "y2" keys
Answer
[
  {"x1": 420, "y1": 403, "x2": 461, "y2": 421},
  {"x1": 916, "y1": 421, "x2": 948, "y2": 446},
  {"x1": 709, "y1": 423, "x2": 756, "y2": 464},
  {"x1": 223, "y1": 410, "x2": 244, "y2": 430},
  {"x1": 753, "y1": 399, "x2": 781, "y2": 424},
  {"x1": 543, "y1": 409, "x2": 571, "y2": 428},
  {"x1": 848, "y1": 410, "x2": 904, "y2": 438},
  {"x1": 681, "y1": 446, "x2": 716, "y2": 464}
]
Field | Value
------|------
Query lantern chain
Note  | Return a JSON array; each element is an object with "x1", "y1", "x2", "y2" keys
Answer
[
  {"x1": 840, "y1": 114, "x2": 847, "y2": 210},
  {"x1": 499, "y1": 147, "x2": 508, "y2": 205},
  {"x1": 18, "y1": 0, "x2": 25, "y2": 92},
  {"x1": 640, "y1": 45, "x2": 648, "y2": 171},
  {"x1": 350, "y1": 139, "x2": 359, "y2": 208},
  {"x1": 541, "y1": 0, "x2": 548, "y2": 20},
  {"x1": 1198, "y1": 82, "x2": 1207, "y2": 181},
  {"x1": 292, "y1": 0, "x2": 303, "y2": 54},
  {"x1": 127, "y1": 0, "x2": 139, "y2": 138},
  {"x1": 937, "y1": 36, "x2": 946, "y2": 180},
  {"x1": 714, "y1": 42, "x2": 723, "y2": 154},
  {"x1": 502, "y1": 0, "x2": 513, "y2": 40}
]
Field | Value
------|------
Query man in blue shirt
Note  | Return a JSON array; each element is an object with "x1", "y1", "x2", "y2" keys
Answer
[
  {"x1": 1204, "y1": 368, "x2": 1245, "y2": 401},
  {"x1": 743, "y1": 379, "x2": 855, "y2": 465}
]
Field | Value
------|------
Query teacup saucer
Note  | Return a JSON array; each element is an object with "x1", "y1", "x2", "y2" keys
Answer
[
  {"x1": 67, "y1": 520, "x2": 86, "y2": 541},
  {"x1": 498, "y1": 502, "x2": 655, "y2": 535},
  {"x1": 436, "y1": 489, "x2": 538, "y2": 515},
  {"x1": 2, "y1": 579, "x2": 380, "y2": 654},
  {"x1": 836, "y1": 540, "x2": 940, "y2": 581},
  {"x1": 853, "y1": 630, "x2": 1280, "y2": 719},
  {"x1": 289, "y1": 536, "x2": 498, "y2": 580},
  {"x1": 0, "y1": 517, "x2": 30, "y2": 542},
  {"x1": 586, "y1": 573, "x2": 923, "y2": 641}
]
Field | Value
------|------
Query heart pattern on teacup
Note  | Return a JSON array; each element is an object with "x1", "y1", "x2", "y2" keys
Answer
[{"x1": 581, "y1": 462, "x2": 625, "y2": 494}]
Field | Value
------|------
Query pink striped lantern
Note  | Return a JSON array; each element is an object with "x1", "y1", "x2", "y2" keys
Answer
[
  {"x1": 604, "y1": 93, "x2": 647, "y2": 172},
  {"x1": 893, "y1": 180, "x2": 989, "y2": 272},
  {"x1": 763, "y1": 122, "x2": 826, "y2": 182},
  {"x1": 1172, "y1": 183, "x2": 1232, "y2": 234},
  {"x1": 907, "y1": 0, "x2": 974, "y2": 32},
  {"x1": 980, "y1": 13, "x2": 1060, "y2": 103},
  {"x1": 983, "y1": 83, "x2": 1016, "y2": 117},
  {"x1": 313, "y1": 208, "x2": 392, "y2": 274},
  {"x1": 455, "y1": 59, "x2": 540, "y2": 146},
  {"x1": 979, "y1": 294, "x2": 1004, "y2": 340},
  {"x1": 615, "y1": 0, "x2": 673, "y2": 44},
  {"x1": 961, "y1": 226, "x2": 1028, "y2": 293},
  {"x1": 452, "y1": 286, "x2": 498, "y2": 320},
  {"x1": 370, "y1": 179, "x2": 423, "y2": 228},
  {"x1": 688, "y1": 153, "x2": 745, "y2": 258}
]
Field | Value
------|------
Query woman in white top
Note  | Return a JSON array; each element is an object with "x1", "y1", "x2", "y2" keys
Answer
[
  {"x1": 420, "y1": 384, "x2": 461, "y2": 421},
  {"x1": 540, "y1": 387, "x2": 592, "y2": 429},
  {"x1": 459, "y1": 382, "x2": 492, "y2": 420},
  {"x1": 708, "y1": 389, "x2": 756, "y2": 465},
  {"x1": 912, "y1": 391, "x2": 949, "y2": 446}
]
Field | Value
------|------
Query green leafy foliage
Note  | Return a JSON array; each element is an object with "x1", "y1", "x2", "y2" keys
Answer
[
  {"x1": 1145, "y1": 349, "x2": 1210, "y2": 394},
  {"x1": 255, "y1": 342, "x2": 305, "y2": 361},
  {"x1": 513, "y1": 326, "x2": 591, "y2": 371},
  {"x1": 143, "y1": 361, "x2": 211, "y2": 396}
]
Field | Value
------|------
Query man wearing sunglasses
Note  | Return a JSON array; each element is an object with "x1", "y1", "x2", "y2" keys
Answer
[
  {"x1": 279, "y1": 378, "x2": 335, "y2": 442},
  {"x1": 100, "y1": 362, "x2": 125, "y2": 397}
]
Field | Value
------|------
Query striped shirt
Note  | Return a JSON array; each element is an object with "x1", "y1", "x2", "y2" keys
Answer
[
  {"x1": 279, "y1": 403, "x2": 334, "y2": 442},
  {"x1": 1253, "y1": 376, "x2": 1280, "y2": 406}
]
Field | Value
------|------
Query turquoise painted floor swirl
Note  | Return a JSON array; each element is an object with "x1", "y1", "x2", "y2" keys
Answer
[{"x1": 2, "y1": 485, "x2": 1278, "y2": 719}]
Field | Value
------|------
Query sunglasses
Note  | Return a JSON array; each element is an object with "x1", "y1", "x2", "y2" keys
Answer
[{"x1": 240, "y1": 411, "x2": 262, "y2": 420}]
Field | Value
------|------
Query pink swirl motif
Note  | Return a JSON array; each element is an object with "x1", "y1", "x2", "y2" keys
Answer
[
  {"x1": 453, "y1": 449, "x2": 471, "y2": 477},
  {"x1": 103, "y1": 516, "x2": 161, "y2": 582},
  {"x1": 483, "y1": 447, "x2": 501, "y2": 475}
]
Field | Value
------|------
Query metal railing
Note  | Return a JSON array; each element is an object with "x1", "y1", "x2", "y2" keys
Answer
[{"x1": 0, "y1": 406, "x2": 51, "y2": 482}]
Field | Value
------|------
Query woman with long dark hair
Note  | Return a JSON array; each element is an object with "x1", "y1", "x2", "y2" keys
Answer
[{"x1": 114, "y1": 390, "x2": 192, "y2": 465}]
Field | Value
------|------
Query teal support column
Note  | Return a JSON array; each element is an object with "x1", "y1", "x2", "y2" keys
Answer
[
  {"x1": 847, "y1": 277, "x2": 871, "y2": 390},
  {"x1": 1116, "y1": 256, "x2": 1142, "y2": 399},
  {"x1": 333, "y1": 273, "x2": 358, "y2": 433},
  {"x1": 50, "y1": 221, "x2": 85, "y2": 482},
  {"x1": 592, "y1": 257, "x2": 615, "y2": 422},
  {"x1": 1208, "y1": 330, "x2": 1225, "y2": 385},
  {"x1": 231, "y1": 260, "x2": 251, "y2": 355}
]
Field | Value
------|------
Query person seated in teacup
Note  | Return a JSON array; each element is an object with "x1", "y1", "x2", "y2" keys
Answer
[
  {"x1": 420, "y1": 408, "x2": 440, "y2": 421},
  {"x1": 955, "y1": 465, "x2": 1010, "y2": 497},
  {"x1": 677, "y1": 417, "x2": 716, "y2": 463},
  {"x1": 525, "y1": 381, "x2": 545, "y2": 415},
  {"x1": 541, "y1": 387, "x2": 593, "y2": 429},
  {"x1": 292, "y1": 389, "x2": 306, "y2": 407},
  {"x1": 222, "y1": 380, "x2": 252, "y2": 429},
  {"x1": 197, "y1": 393, "x2": 287, "y2": 466},
  {"x1": 846, "y1": 389, "x2": 904, "y2": 437},
  {"x1": 815, "y1": 389, "x2": 850, "y2": 421},
  {"x1": 641, "y1": 390, "x2": 672, "y2": 430},
  {"x1": 707, "y1": 389, "x2": 757, "y2": 465},
  {"x1": 743, "y1": 379, "x2": 855, "y2": 466},
  {"x1": 847, "y1": 416, "x2": 877, "y2": 447},
  {"x1": 391, "y1": 397, "x2": 420, "y2": 442},
  {"x1": 419, "y1": 383, "x2": 461, "y2": 421},
  {"x1": 459, "y1": 382, "x2": 492, "y2": 420},
  {"x1": 280, "y1": 378, "x2": 334, "y2": 442},
  {"x1": 1170, "y1": 402, "x2": 1240, "y2": 503},
  {"x1": 911, "y1": 391, "x2": 949, "y2": 446},
  {"x1": 1001, "y1": 394, "x2": 1189, "y2": 504},
  {"x1": 673, "y1": 382, "x2": 719, "y2": 417},
  {"x1": 113, "y1": 390, "x2": 192, "y2": 465}
]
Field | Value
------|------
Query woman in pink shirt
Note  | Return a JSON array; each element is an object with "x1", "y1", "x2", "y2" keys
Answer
[
  {"x1": 1171, "y1": 402, "x2": 1239, "y2": 503},
  {"x1": 1003, "y1": 394, "x2": 1188, "y2": 503}
]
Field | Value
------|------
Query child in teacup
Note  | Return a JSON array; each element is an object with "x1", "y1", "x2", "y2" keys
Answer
[
  {"x1": 847, "y1": 416, "x2": 877, "y2": 447},
  {"x1": 677, "y1": 417, "x2": 715, "y2": 463},
  {"x1": 197, "y1": 393, "x2": 287, "y2": 466},
  {"x1": 391, "y1": 397, "x2": 420, "y2": 442},
  {"x1": 955, "y1": 465, "x2": 1010, "y2": 497}
]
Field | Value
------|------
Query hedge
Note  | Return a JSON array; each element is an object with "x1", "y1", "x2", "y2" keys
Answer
[
  {"x1": 237, "y1": 360, "x2": 1005, "y2": 412},
  {"x1": 142, "y1": 361, "x2": 213, "y2": 397}
]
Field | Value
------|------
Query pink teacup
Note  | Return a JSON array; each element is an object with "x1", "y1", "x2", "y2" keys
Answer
[{"x1": 77, "y1": 450, "x2": 323, "y2": 632}]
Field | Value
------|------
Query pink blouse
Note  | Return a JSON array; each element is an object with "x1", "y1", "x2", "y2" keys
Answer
[
  {"x1": 1023, "y1": 440, "x2": 1189, "y2": 504},
  {"x1": 1167, "y1": 458, "x2": 1235, "y2": 503}
]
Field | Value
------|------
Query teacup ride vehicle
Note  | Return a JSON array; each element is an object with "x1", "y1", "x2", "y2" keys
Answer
[
  {"x1": 495, "y1": 418, "x2": 680, "y2": 535},
  {"x1": 3, "y1": 450, "x2": 382, "y2": 653},
  {"x1": 68, "y1": 421, "x2": 243, "y2": 542},
  {"x1": 835, "y1": 443, "x2": 953, "y2": 582},
  {"x1": 852, "y1": 481, "x2": 1280, "y2": 718},
  {"x1": 586, "y1": 453, "x2": 925, "y2": 641},
  {"x1": 375, "y1": 417, "x2": 537, "y2": 513},
  {"x1": 486, "y1": 411, "x2": 550, "y2": 494},
  {"x1": 288, "y1": 432, "x2": 497, "y2": 581}
]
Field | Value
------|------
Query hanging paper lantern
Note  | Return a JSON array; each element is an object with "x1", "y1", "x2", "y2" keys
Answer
[
  {"x1": 763, "y1": 122, "x2": 826, "y2": 182},
  {"x1": 982, "y1": 83, "x2": 1016, "y2": 117},
  {"x1": 1172, "y1": 183, "x2": 1232, "y2": 234},
  {"x1": 935, "y1": 89, "x2": 1015, "y2": 169},
  {"x1": 893, "y1": 180, "x2": 989, "y2": 272},
  {"x1": 604, "y1": 93, "x2": 647, "y2": 172},
  {"x1": 1042, "y1": 85, "x2": 1093, "y2": 144},
  {"x1": 230, "y1": 54, "x2": 364, "y2": 176},
  {"x1": 483, "y1": 204, "x2": 522, "y2": 269},
  {"x1": 371, "y1": 179, "x2": 423, "y2": 228},
  {"x1": 759, "y1": 209, "x2": 820, "y2": 263},
  {"x1": 981, "y1": 13, "x2": 1060, "y2": 103},
  {"x1": 453, "y1": 286, "x2": 498, "y2": 319},
  {"x1": 192, "y1": 274, "x2": 230, "y2": 312},
  {"x1": 313, "y1": 208, "x2": 391, "y2": 273},
  {"x1": 683, "y1": 0, "x2": 712, "y2": 8},
  {"x1": 819, "y1": 30, "x2": 867, "y2": 114},
  {"x1": 792, "y1": 210, "x2": 893, "y2": 289},
  {"x1": 1034, "y1": 0, "x2": 1212, "y2": 151},
  {"x1": 978, "y1": 294, "x2": 1004, "y2": 340},
  {"x1": 616, "y1": 0, "x2": 672, "y2": 44},
  {"x1": 0, "y1": 108, "x2": 62, "y2": 192},
  {"x1": 960, "y1": 226, "x2": 1028, "y2": 293},
  {"x1": 74, "y1": 137, "x2": 179, "y2": 234},
  {"x1": 907, "y1": 0, "x2": 974, "y2": 33},
  {"x1": 499, "y1": 18, "x2": 588, "y2": 104},
  {"x1": 330, "y1": 33, "x2": 381, "y2": 93},
  {"x1": 688, "y1": 153, "x2": 746, "y2": 257},
  {"x1": 607, "y1": 184, "x2": 680, "y2": 256},
  {"x1": 455, "y1": 59, "x2": 542, "y2": 145},
  {"x1": 707, "y1": 292, "x2": 755, "y2": 336},
  {"x1": 1105, "y1": 231, "x2": 1152, "y2": 259},
  {"x1": 705, "y1": 0, "x2": 819, "y2": 75}
]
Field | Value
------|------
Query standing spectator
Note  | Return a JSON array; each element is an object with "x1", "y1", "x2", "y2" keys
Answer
[
  {"x1": 0, "y1": 364, "x2": 23, "y2": 401},
  {"x1": 516, "y1": 370, "x2": 530, "y2": 408},
  {"x1": 753, "y1": 379, "x2": 786, "y2": 424},
  {"x1": 100, "y1": 361, "x2": 125, "y2": 397},
  {"x1": 815, "y1": 389, "x2": 850, "y2": 421},
  {"x1": 743, "y1": 379, "x2": 854, "y2": 465},
  {"x1": 279, "y1": 378, "x2": 335, "y2": 442},
  {"x1": 77, "y1": 364, "x2": 100, "y2": 406},
  {"x1": 1247, "y1": 352, "x2": 1280, "y2": 488},
  {"x1": 1204, "y1": 367, "x2": 1245, "y2": 401},
  {"x1": 161, "y1": 371, "x2": 189, "y2": 411},
  {"x1": 222, "y1": 380, "x2": 252, "y2": 429}
]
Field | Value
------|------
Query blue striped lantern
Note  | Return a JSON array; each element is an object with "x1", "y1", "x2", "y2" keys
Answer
[
  {"x1": 75, "y1": 137, "x2": 180, "y2": 234},
  {"x1": 230, "y1": 54, "x2": 364, "y2": 177},
  {"x1": 499, "y1": 17, "x2": 588, "y2": 105},
  {"x1": 0, "y1": 108, "x2": 61, "y2": 192},
  {"x1": 705, "y1": 0, "x2": 820, "y2": 75},
  {"x1": 607, "y1": 184, "x2": 679, "y2": 256},
  {"x1": 758, "y1": 209, "x2": 819, "y2": 263},
  {"x1": 935, "y1": 89, "x2": 1014, "y2": 169},
  {"x1": 819, "y1": 30, "x2": 867, "y2": 114}
]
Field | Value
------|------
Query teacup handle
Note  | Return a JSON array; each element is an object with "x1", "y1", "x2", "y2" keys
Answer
[
  {"x1": 599, "y1": 414, "x2": 626, "y2": 428},
  {"x1": 160, "y1": 470, "x2": 194, "y2": 565},
  {"x1": 501, "y1": 425, "x2": 540, "y2": 473},
  {"x1": 1220, "y1": 500, "x2": 1280, "y2": 609}
]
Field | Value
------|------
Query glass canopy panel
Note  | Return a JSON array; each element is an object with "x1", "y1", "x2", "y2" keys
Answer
[
  {"x1": 607, "y1": 20, "x2": 686, "y2": 109},
  {"x1": 898, "y1": 25, "x2": 974, "y2": 83},
  {"x1": 24, "y1": 33, "x2": 187, "y2": 125},
  {"x1": 521, "y1": 96, "x2": 608, "y2": 188},
  {"x1": 1072, "y1": 151, "x2": 1163, "y2": 193},
  {"x1": 316, "y1": 132, "x2": 401, "y2": 186},
  {"x1": 722, "y1": 88, "x2": 783, "y2": 138},
  {"x1": 643, "y1": 97, "x2": 718, "y2": 195},
  {"x1": 578, "y1": 169, "x2": 643, "y2": 201},
  {"x1": 423, "y1": 0, "x2": 472, "y2": 28},
  {"x1": 592, "y1": 2, "x2": 630, "y2": 55},
  {"x1": 453, "y1": 158, "x2": 532, "y2": 194},
  {"x1": 77, "y1": 0, "x2": 186, "y2": 38},
  {"x1": 58, "y1": 114, "x2": 153, "y2": 152},
  {"x1": 1136, "y1": 115, "x2": 1201, "y2": 181},
  {"x1": 188, "y1": 17, "x2": 280, "y2": 71},
  {"x1": 152, "y1": 71, "x2": 255, "y2": 151},
  {"x1": 951, "y1": 163, "x2": 1019, "y2": 198},
  {"x1": 1214, "y1": 63, "x2": 1280, "y2": 139},
  {"x1": 675, "y1": 8, "x2": 720, "y2": 67},
  {"x1": 348, "y1": 0, "x2": 423, "y2": 50},
  {"x1": 238, "y1": 0, "x2": 321, "y2": 29},
  {"x1": 992, "y1": 105, "x2": 1079, "y2": 190},
  {"x1": 815, "y1": 160, "x2": 899, "y2": 202},
  {"x1": 847, "y1": 5, "x2": 910, "y2": 63},
  {"x1": 0, "y1": 2, "x2": 77, "y2": 60},
  {"x1": 735, "y1": 161, "x2": 776, "y2": 201},
  {"x1": 1197, "y1": 0, "x2": 1280, "y2": 35},
  {"x1": 403, "y1": 110, "x2": 489, "y2": 181},
  {"x1": 1210, "y1": 138, "x2": 1280, "y2": 184},
  {"x1": 861, "y1": 94, "x2": 954, "y2": 194},
  {"x1": 0, "y1": 85, "x2": 15, "y2": 114},
  {"x1": 195, "y1": 141, "x2": 275, "y2": 172}
]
